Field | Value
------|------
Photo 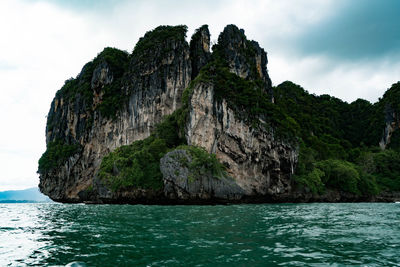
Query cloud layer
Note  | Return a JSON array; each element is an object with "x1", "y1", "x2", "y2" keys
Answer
[{"x1": 296, "y1": 0, "x2": 400, "y2": 60}]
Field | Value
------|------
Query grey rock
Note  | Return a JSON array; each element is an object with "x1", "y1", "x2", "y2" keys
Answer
[
  {"x1": 39, "y1": 24, "x2": 297, "y2": 204},
  {"x1": 190, "y1": 25, "x2": 211, "y2": 79},
  {"x1": 379, "y1": 103, "x2": 399, "y2": 149},
  {"x1": 40, "y1": 26, "x2": 191, "y2": 202},
  {"x1": 160, "y1": 149, "x2": 245, "y2": 200},
  {"x1": 186, "y1": 82, "x2": 297, "y2": 198},
  {"x1": 91, "y1": 60, "x2": 113, "y2": 91},
  {"x1": 216, "y1": 24, "x2": 272, "y2": 96}
]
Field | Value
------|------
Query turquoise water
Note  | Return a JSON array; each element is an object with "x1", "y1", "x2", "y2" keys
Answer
[{"x1": 0, "y1": 203, "x2": 399, "y2": 266}]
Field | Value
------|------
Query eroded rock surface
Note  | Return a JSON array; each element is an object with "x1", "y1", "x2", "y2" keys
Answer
[
  {"x1": 40, "y1": 27, "x2": 191, "y2": 202},
  {"x1": 161, "y1": 149, "x2": 245, "y2": 201},
  {"x1": 186, "y1": 82, "x2": 297, "y2": 198},
  {"x1": 39, "y1": 24, "x2": 298, "y2": 204}
]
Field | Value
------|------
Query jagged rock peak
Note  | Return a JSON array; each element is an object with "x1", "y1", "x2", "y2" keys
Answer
[
  {"x1": 130, "y1": 25, "x2": 189, "y2": 69},
  {"x1": 190, "y1": 25, "x2": 211, "y2": 79},
  {"x1": 214, "y1": 24, "x2": 272, "y2": 91},
  {"x1": 133, "y1": 25, "x2": 188, "y2": 52},
  {"x1": 39, "y1": 24, "x2": 288, "y2": 203}
]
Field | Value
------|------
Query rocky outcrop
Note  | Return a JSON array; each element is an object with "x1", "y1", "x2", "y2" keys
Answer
[
  {"x1": 40, "y1": 27, "x2": 191, "y2": 202},
  {"x1": 186, "y1": 82, "x2": 297, "y2": 198},
  {"x1": 161, "y1": 149, "x2": 244, "y2": 202},
  {"x1": 379, "y1": 103, "x2": 399, "y2": 149},
  {"x1": 214, "y1": 25, "x2": 272, "y2": 96},
  {"x1": 189, "y1": 25, "x2": 211, "y2": 79},
  {"x1": 39, "y1": 24, "x2": 297, "y2": 204},
  {"x1": 182, "y1": 25, "x2": 296, "y2": 199}
]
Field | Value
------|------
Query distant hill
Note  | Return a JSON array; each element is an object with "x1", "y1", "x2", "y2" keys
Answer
[{"x1": 0, "y1": 187, "x2": 51, "y2": 203}]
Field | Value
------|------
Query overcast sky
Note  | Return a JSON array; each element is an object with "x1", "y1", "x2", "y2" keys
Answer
[{"x1": 0, "y1": 0, "x2": 399, "y2": 191}]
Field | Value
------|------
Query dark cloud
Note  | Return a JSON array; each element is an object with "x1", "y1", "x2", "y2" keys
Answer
[{"x1": 296, "y1": 0, "x2": 400, "y2": 60}]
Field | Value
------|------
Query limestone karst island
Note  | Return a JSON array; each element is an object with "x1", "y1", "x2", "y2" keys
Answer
[{"x1": 38, "y1": 24, "x2": 400, "y2": 204}]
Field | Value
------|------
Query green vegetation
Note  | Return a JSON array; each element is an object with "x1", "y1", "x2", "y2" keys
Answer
[
  {"x1": 381, "y1": 82, "x2": 400, "y2": 111},
  {"x1": 187, "y1": 60, "x2": 299, "y2": 140},
  {"x1": 98, "y1": 107, "x2": 228, "y2": 191},
  {"x1": 132, "y1": 25, "x2": 187, "y2": 63},
  {"x1": 47, "y1": 47, "x2": 129, "y2": 132},
  {"x1": 55, "y1": 47, "x2": 128, "y2": 110},
  {"x1": 359, "y1": 149, "x2": 400, "y2": 191},
  {"x1": 43, "y1": 48, "x2": 129, "y2": 175},
  {"x1": 184, "y1": 26, "x2": 300, "y2": 140},
  {"x1": 43, "y1": 23, "x2": 400, "y2": 198},
  {"x1": 177, "y1": 145, "x2": 228, "y2": 180},
  {"x1": 276, "y1": 81, "x2": 400, "y2": 196},
  {"x1": 183, "y1": 27, "x2": 400, "y2": 196},
  {"x1": 212, "y1": 26, "x2": 260, "y2": 80},
  {"x1": 189, "y1": 25, "x2": 208, "y2": 51},
  {"x1": 99, "y1": 135, "x2": 168, "y2": 191},
  {"x1": 99, "y1": 107, "x2": 186, "y2": 191},
  {"x1": 93, "y1": 48, "x2": 129, "y2": 119},
  {"x1": 38, "y1": 140, "x2": 81, "y2": 174},
  {"x1": 274, "y1": 81, "x2": 382, "y2": 148}
]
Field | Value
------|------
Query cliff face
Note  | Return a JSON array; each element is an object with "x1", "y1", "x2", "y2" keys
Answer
[
  {"x1": 377, "y1": 82, "x2": 400, "y2": 150},
  {"x1": 39, "y1": 24, "x2": 297, "y2": 203},
  {"x1": 40, "y1": 26, "x2": 191, "y2": 202},
  {"x1": 186, "y1": 82, "x2": 297, "y2": 197},
  {"x1": 380, "y1": 104, "x2": 400, "y2": 149},
  {"x1": 214, "y1": 25, "x2": 272, "y2": 96}
]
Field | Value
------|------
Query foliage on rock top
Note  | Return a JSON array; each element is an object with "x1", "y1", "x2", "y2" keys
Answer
[
  {"x1": 42, "y1": 48, "x2": 129, "y2": 175},
  {"x1": 48, "y1": 47, "x2": 129, "y2": 129},
  {"x1": 38, "y1": 140, "x2": 81, "y2": 174},
  {"x1": 41, "y1": 24, "x2": 400, "y2": 198},
  {"x1": 183, "y1": 25, "x2": 298, "y2": 140},
  {"x1": 212, "y1": 24, "x2": 264, "y2": 81},
  {"x1": 381, "y1": 81, "x2": 400, "y2": 111},
  {"x1": 94, "y1": 48, "x2": 129, "y2": 119},
  {"x1": 55, "y1": 47, "x2": 128, "y2": 103},
  {"x1": 131, "y1": 25, "x2": 188, "y2": 64},
  {"x1": 189, "y1": 25, "x2": 209, "y2": 52},
  {"x1": 185, "y1": 59, "x2": 299, "y2": 141}
]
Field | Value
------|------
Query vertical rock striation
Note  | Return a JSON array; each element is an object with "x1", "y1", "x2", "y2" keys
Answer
[
  {"x1": 186, "y1": 82, "x2": 297, "y2": 198},
  {"x1": 189, "y1": 25, "x2": 211, "y2": 79},
  {"x1": 39, "y1": 24, "x2": 298, "y2": 203},
  {"x1": 40, "y1": 26, "x2": 191, "y2": 202},
  {"x1": 184, "y1": 26, "x2": 297, "y2": 199},
  {"x1": 380, "y1": 104, "x2": 400, "y2": 149},
  {"x1": 213, "y1": 25, "x2": 273, "y2": 97},
  {"x1": 378, "y1": 82, "x2": 400, "y2": 150}
]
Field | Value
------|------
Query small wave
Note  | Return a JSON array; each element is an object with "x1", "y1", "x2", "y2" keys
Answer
[{"x1": 65, "y1": 261, "x2": 87, "y2": 267}]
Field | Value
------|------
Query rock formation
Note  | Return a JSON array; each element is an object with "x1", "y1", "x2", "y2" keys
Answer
[
  {"x1": 39, "y1": 22, "x2": 400, "y2": 203},
  {"x1": 38, "y1": 24, "x2": 299, "y2": 203},
  {"x1": 380, "y1": 104, "x2": 400, "y2": 149}
]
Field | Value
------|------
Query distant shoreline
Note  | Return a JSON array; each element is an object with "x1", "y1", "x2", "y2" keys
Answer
[{"x1": 0, "y1": 200, "x2": 52, "y2": 204}]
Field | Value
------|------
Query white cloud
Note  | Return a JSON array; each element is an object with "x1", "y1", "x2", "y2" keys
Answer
[
  {"x1": 269, "y1": 52, "x2": 400, "y2": 102},
  {"x1": 0, "y1": 1, "x2": 108, "y2": 191},
  {"x1": 0, "y1": 0, "x2": 398, "y2": 191}
]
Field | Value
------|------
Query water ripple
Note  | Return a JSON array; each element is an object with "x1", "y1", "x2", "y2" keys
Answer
[{"x1": 0, "y1": 203, "x2": 399, "y2": 266}]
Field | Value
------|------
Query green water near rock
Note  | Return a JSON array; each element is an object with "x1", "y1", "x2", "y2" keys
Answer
[{"x1": 1, "y1": 203, "x2": 399, "y2": 266}]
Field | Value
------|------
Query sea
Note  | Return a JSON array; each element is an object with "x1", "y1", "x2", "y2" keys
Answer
[{"x1": 0, "y1": 203, "x2": 399, "y2": 266}]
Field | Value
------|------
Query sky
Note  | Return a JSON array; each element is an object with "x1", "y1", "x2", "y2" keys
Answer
[{"x1": 0, "y1": 0, "x2": 399, "y2": 191}]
